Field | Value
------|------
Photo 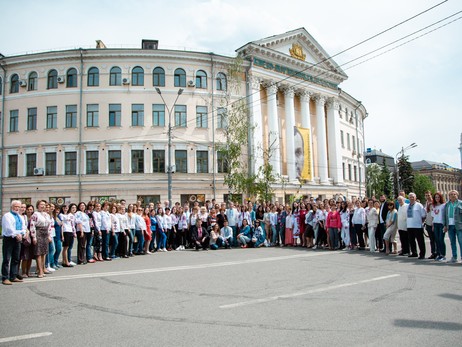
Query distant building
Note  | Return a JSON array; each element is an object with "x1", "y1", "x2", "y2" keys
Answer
[
  {"x1": 411, "y1": 160, "x2": 462, "y2": 199},
  {"x1": 364, "y1": 149, "x2": 395, "y2": 170}
]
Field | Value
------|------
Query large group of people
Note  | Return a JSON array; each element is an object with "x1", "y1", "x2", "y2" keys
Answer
[{"x1": 2, "y1": 189, "x2": 462, "y2": 285}]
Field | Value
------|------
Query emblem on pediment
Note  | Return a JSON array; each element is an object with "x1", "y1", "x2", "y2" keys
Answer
[{"x1": 289, "y1": 43, "x2": 306, "y2": 61}]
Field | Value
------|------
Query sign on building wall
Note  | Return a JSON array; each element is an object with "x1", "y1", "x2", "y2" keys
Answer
[{"x1": 295, "y1": 126, "x2": 312, "y2": 181}]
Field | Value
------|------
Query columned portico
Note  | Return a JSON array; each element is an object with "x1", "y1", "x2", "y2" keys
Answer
[
  {"x1": 248, "y1": 76, "x2": 264, "y2": 175},
  {"x1": 315, "y1": 95, "x2": 329, "y2": 184},
  {"x1": 300, "y1": 91, "x2": 314, "y2": 182},
  {"x1": 283, "y1": 86, "x2": 296, "y2": 182},
  {"x1": 266, "y1": 83, "x2": 281, "y2": 175},
  {"x1": 327, "y1": 99, "x2": 343, "y2": 184}
]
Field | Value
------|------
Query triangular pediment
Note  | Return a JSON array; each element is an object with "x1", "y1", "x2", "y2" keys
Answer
[{"x1": 237, "y1": 27, "x2": 347, "y2": 84}]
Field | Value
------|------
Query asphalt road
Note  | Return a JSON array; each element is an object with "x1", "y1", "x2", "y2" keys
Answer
[{"x1": 1, "y1": 240, "x2": 461, "y2": 347}]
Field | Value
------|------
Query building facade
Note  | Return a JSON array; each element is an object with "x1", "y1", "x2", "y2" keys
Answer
[{"x1": 0, "y1": 28, "x2": 367, "y2": 213}]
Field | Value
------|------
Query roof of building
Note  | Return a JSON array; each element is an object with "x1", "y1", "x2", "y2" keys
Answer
[
  {"x1": 412, "y1": 160, "x2": 460, "y2": 172},
  {"x1": 364, "y1": 149, "x2": 394, "y2": 159}
]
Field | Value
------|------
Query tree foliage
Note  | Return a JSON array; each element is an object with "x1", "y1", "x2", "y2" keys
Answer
[
  {"x1": 366, "y1": 163, "x2": 382, "y2": 198},
  {"x1": 397, "y1": 154, "x2": 414, "y2": 195},
  {"x1": 412, "y1": 173, "x2": 435, "y2": 202},
  {"x1": 253, "y1": 141, "x2": 279, "y2": 203},
  {"x1": 380, "y1": 159, "x2": 393, "y2": 197}
]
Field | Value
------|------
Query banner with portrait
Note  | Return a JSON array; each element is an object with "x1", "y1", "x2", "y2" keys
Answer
[{"x1": 294, "y1": 126, "x2": 312, "y2": 181}]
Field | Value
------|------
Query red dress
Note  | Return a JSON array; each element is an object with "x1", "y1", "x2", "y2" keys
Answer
[
  {"x1": 299, "y1": 209, "x2": 307, "y2": 237},
  {"x1": 143, "y1": 215, "x2": 152, "y2": 241}
]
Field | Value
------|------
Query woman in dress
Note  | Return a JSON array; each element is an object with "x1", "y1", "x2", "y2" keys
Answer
[
  {"x1": 20, "y1": 204, "x2": 35, "y2": 277},
  {"x1": 299, "y1": 202, "x2": 307, "y2": 247},
  {"x1": 142, "y1": 206, "x2": 152, "y2": 254},
  {"x1": 339, "y1": 201, "x2": 350, "y2": 250},
  {"x1": 383, "y1": 202, "x2": 398, "y2": 255},
  {"x1": 29, "y1": 200, "x2": 52, "y2": 278}
]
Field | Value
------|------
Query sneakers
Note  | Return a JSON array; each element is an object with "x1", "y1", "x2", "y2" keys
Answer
[
  {"x1": 438, "y1": 257, "x2": 446, "y2": 262},
  {"x1": 448, "y1": 257, "x2": 457, "y2": 264},
  {"x1": 69, "y1": 261, "x2": 77, "y2": 266},
  {"x1": 162, "y1": 248, "x2": 167, "y2": 252},
  {"x1": 46, "y1": 267, "x2": 56, "y2": 272}
]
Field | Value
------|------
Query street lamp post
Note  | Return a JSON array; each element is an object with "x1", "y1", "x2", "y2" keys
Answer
[
  {"x1": 395, "y1": 143, "x2": 417, "y2": 193},
  {"x1": 155, "y1": 87, "x2": 184, "y2": 207}
]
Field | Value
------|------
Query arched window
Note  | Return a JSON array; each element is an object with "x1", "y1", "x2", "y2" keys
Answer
[
  {"x1": 131, "y1": 66, "x2": 144, "y2": 86},
  {"x1": 47, "y1": 69, "x2": 58, "y2": 89},
  {"x1": 87, "y1": 67, "x2": 99, "y2": 86},
  {"x1": 174, "y1": 68, "x2": 186, "y2": 87},
  {"x1": 153, "y1": 67, "x2": 165, "y2": 87},
  {"x1": 216, "y1": 72, "x2": 227, "y2": 91},
  {"x1": 110, "y1": 66, "x2": 121, "y2": 86},
  {"x1": 66, "y1": 68, "x2": 77, "y2": 88},
  {"x1": 28, "y1": 72, "x2": 38, "y2": 91},
  {"x1": 195, "y1": 70, "x2": 207, "y2": 89},
  {"x1": 10, "y1": 74, "x2": 19, "y2": 93}
]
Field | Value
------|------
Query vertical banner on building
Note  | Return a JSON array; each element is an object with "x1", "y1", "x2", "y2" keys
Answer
[{"x1": 294, "y1": 126, "x2": 312, "y2": 181}]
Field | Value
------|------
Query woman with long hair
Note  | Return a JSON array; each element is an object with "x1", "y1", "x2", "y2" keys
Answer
[
  {"x1": 109, "y1": 204, "x2": 120, "y2": 259},
  {"x1": 60, "y1": 204, "x2": 76, "y2": 267},
  {"x1": 51, "y1": 204, "x2": 63, "y2": 269},
  {"x1": 126, "y1": 204, "x2": 136, "y2": 256},
  {"x1": 29, "y1": 200, "x2": 52, "y2": 278},
  {"x1": 74, "y1": 202, "x2": 92, "y2": 264},
  {"x1": 339, "y1": 201, "x2": 350, "y2": 250},
  {"x1": 431, "y1": 192, "x2": 446, "y2": 261},
  {"x1": 20, "y1": 204, "x2": 35, "y2": 277},
  {"x1": 142, "y1": 206, "x2": 152, "y2": 254},
  {"x1": 92, "y1": 202, "x2": 103, "y2": 261}
]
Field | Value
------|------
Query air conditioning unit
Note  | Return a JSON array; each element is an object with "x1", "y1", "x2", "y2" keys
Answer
[
  {"x1": 19, "y1": 80, "x2": 27, "y2": 87},
  {"x1": 33, "y1": 168, "x2": 45, "y2": 176},
  {"x1": 57, "y1": 76, "x2": 65, "y2": 83},
  {"x1": 122, "y1": 77, "x2": 130, "y2": 85},
  {"x1": 187, "y1": 80, "x2": 195, "y2": 87}
]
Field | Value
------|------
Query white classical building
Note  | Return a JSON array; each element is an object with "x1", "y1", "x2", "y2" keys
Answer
[{"x1": 0, "y1": 28, "x2": 367, "y2": 212}]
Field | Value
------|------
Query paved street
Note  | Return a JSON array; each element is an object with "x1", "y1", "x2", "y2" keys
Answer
[{"x1": 1, "y1": 240, "x2": 461, "y2": 346}]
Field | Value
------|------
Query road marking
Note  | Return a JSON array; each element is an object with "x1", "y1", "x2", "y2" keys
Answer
[
  {"x1": 219, "y1": 274, "x2": 401, "y2": 309},
  {"x1": 24, "y1": 252, "x2": 332, "y2": 283},
  {"x1": 0, "y1": 332, "x2": 52, "y2": 344}
]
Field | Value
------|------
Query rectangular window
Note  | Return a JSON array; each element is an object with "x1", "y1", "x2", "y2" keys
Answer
[
  {"x1": 175, "y1": 150, "x2": 187, "y2": 173},
  {"x1": 347, "y1": 133, "x2": 351, "y2": 150},
  {"x1": 217, "y1": 151, "x2": 228, "y2": 173},
  {"x1": 217, "y1": 107, "x2": 227, "y2": 129},
  {"x1": 131, "y1": 150, "x2": 144, "y2": 173},
  {"x1": 86, "y1": 151, "x2": 99, "y2": 174},
  {"x1": 65, "y1": 105, "x2": 77, "y2": 128},
  {"x1": 340, "y1": 130, "x2": 344, "y2": 148},
  {"x1": 196, "y1": 150, "x2": 208, "y2": 173},
  {"x1": 26, "y1": 153, "x2": 36, "y2": 176},
  {"x1": 8, "y1": 155, "x2": 18, "y2": 177},
  {"x1": 152, "y1": 150, "x2": 165, "y2": 173},
  {"x1": 108, "y1": 150, "x2": 121, "y2": 174},
  {"x1": 46, "y1": 106, "x2": 58, "y2": 129},
  {"x1": 131, "y1": 104, "x2": 144, "y2": 126},
  {"x1": 9, "y1": 110, "x2": 19, "y2": 132},
  {"x1": 342, "y1": 162, "x2": 345, "y2": 180},
  {"x1": 152, "y1": 104, "x2": 165, "y2": 126},
  {"x1": 348, "y1": 164, "x2": 352, "y2": 181},
  {"x1": 174, "y1": 105, "x2": 187, "y2": 127},
  {"x1": 86, "y1": 104, "x2": 99, "y2": 127},
  {"x1": 196, "y1": 106, "x2": 208, "y2": 128},
  {"x1": 109, "y1": 104, "x2": 121, "y2": 127},
  {"x1": 354, "y1": 165, "x2": 357, "y2": 182},
  {"x1": 352, "y1": 135, "x2": 356, "y2": 152},
  {"x1": 65, "y1": 152, "x2": 77, "y2": 175},
  {"x1": 27, "y1": 108, "x2": 37, "y2": 131},
  {"x1": 45, "y1": 152, "x2": 57, "y2": 176}
]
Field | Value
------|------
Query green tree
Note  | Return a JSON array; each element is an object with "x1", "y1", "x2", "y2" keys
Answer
[
  {"x1": 254, "y1": 140, "x2": 279, "y2": 203},
  {"x1": 397, "y1": 154, "x2": 414, "y2": 195},
  {"x1": 366, "y1": 163, "x2": 382, "y2": 198},
  {"x1": 412, "y1": 173, "x2": 435, "y2": 201},
  {"x1": 380, "y1": 160, "x2": 393, "y2": 197}
]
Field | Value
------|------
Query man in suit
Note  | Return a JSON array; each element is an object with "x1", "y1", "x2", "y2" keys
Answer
[
  {"x1": 377, "y1": 194, "x2": 388, "y2": 252},
  {"x1": 192, "y1": 219, "x2": 210, "y2": 250}
]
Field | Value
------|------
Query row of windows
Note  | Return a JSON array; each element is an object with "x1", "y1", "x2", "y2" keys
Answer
[
  {"x1": 340, "y1": 130, "x2": 362, "y2": 153},
  {"x1": 7, "y1": 150, "x2": 228, "y2": 177},
  {"x1": 2, "y1": 68, "x2": 227, "y2": 93},
  {"x1": 342, "y1": 163, "x2": 360, "y2": 182},
  {"x1": 8, "y1": 104, "x2": 228, "y2": 132}
]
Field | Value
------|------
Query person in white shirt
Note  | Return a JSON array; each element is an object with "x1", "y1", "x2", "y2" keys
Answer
[
  {"x1": 396, "y1": 197, "x2": 409, "y2": 256},
  {"x1": 352, "y1": 200, "x2": 366, "y2": 249},
  {"x1": 100, "y1": 202, "x2": 112, "y2": 261},
  {"x1": 2, "y1": 200, "x2": 26, "y2": 285},
  {"x1": 226, "y1": 202, "x2": 238, "y2": 247},
  {"x1": 431, "y1": 192, "x2": 446, "y2": 261},
  {"x1": 406, "y1": 192, "x2": 427, "y2": 259},
  {"x1": 366, "y1": 200, "x2": 379, "y2": 252}
]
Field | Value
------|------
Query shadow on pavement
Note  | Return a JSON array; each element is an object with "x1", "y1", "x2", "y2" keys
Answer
[{"x1": 394, "y1": 319, "x2": 462, "y2": 331}]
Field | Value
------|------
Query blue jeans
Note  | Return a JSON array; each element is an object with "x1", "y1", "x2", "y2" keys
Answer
[
  {"x1": 128, "y1": 229, "x2": 135, "y2": 254},
  {"x1": 2, "y1": 236, "x2": 21, "y2": 281},
  {"x1": 156, "y1": 231, "x2": 167, "y2": 250},
  {"x1": 110, "y1": 233, "x2": 119, "y2": 257},
  {"x1": 433, "y1": 223, "x2": 445, "y2": 257},
  {"x1": 231, "y1": 226, "x2": 238, "y2": 247},
  {"x1": 271, "y1": 225, "x2": 277, "y2": 244},
  {"x1": 101, "y1": 230, "x2": 109, "y2": 259},
  {"x1": 46, "y1": 239, "x2": 56, "y2": 268},
  {"x1": 134, "y1": 229, "x2": 144, "y2": 253},
  {"x1": 53, "y1": 235, "x2": 62, "y2": 267},
  {"x1": 448, "y1": 225, "x2": 462, "y2": 259},
  {"x1": 85, "y1": 233, "x2": 93, "y2": 261},
  {"x1": 239, "y1": 235, "x2": 251, "y2": 246}
]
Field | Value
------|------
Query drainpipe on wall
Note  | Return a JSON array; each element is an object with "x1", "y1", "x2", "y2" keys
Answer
[
  {"x1": 210, "y1": 53, "x2": 216, "y2": 200},
  {"x1": 78, "y1": 49, "x2": 84, "y2": 203},
  {"x1": 0, "y1": 60, "x2": 6, "y2": 215}
]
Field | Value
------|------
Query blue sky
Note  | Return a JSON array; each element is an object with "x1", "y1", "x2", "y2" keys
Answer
[{"x1": 2, "y1": 0, "x2": 461, "y2": 168}]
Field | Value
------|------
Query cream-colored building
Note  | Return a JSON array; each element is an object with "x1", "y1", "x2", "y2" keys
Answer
[{"x1": 0, "y1": 28, "x2": 367, "y2": 213}]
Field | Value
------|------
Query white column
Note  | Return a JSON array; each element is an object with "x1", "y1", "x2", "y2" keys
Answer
[
  {"x1": 248, "y1": 76, "x2": 264, "y2": 175},
  {"x1": 327, "y1": 98, "x2": 343, "y2": 184},
  {"x1": 300, "y1": 91, "x2": 314, "y2": 182},
  {"x1": 267, "y1": 83, "x2": 281, "y2": 175},
  {"x1": 283, "y1": 87, "x2": 296, "y2": 182},
  {"x1": 315, "y1": 95, "x2": 328, "y2": 184}
]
